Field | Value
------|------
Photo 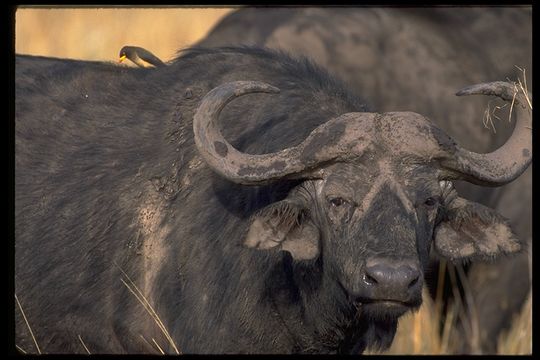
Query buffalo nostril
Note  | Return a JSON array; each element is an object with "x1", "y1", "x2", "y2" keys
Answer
[
  {"x1": 363, "y1": 273, "x2": 378, "y2": 285},
  {"x1": 408, "y1": 274, "x2": 420, "y2": 289}
]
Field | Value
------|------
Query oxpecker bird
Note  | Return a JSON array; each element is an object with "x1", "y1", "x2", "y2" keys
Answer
[{"x1": 118, "y1": 46, "x2": 165, "y2": 68}]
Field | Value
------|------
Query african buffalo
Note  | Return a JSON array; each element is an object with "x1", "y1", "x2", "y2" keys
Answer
[
  {"x1": 197, "y1": 7, "x2": 533, "y2": 352},
  {"x1": 15, "y1": 47, "x2": 531, "y2": 354}
]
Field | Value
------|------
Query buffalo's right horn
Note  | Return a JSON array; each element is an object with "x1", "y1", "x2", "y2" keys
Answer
[{"x1": 440, "y1": 81, "x2": 532, "y2": 186}]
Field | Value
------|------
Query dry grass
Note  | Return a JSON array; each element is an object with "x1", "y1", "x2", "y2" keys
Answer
[
  {"x1": 77, "y1": 334, "x2": 91, "y2": 354},
  {"x1": 497, "y1": 291, "x2": 532, "y2": 355},
  {"x1": 15, "y1": 7, "x2": 235, "y2": 63},
  {"x1": 482, "y1": 101, "x2": 500, "y2": 133},
  {"x1": 114, "y1": 262, "x2": 181, "y2": 354},
  {"x1": 482, "y1": 66, "x2": 532, "y2": 133},
  {"x1": 15, "y1": 293, "x2": 41, "y2": 354},
  {"x1": 15, "y1": 344, "x2": 28, "y2": 354},
  {"x1": 514, "y1": 66, "x2": 532, "y2": 110}
]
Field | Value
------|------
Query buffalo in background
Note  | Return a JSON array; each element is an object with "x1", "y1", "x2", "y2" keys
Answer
[{"x1": 197, "y1": 7, "x2": 532, "y2": 353}]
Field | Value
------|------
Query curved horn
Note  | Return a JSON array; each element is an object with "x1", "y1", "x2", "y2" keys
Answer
[
  {"x1": 193, "y1": 81, "x2": 373, "y2": 185},
  {"x1": 441, "y1": 81, "x2": 532, "y2": 186}
]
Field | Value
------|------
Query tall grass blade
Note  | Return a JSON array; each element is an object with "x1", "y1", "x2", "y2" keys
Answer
[{"x1": 15, "y1": 293, "x2": 41, "y2": 354}]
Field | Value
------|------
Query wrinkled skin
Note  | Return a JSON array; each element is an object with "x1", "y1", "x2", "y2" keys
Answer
[
  {"x1": 198, "y1": 7, "x2": 532, "y2": 352},
  {"x1": 15, "y1": 48, "x2": 527, "y2": 354}
]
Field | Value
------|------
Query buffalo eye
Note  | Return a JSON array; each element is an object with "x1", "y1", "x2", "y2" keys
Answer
[
  {"x1": 424, "y1": 197, "x2": 438, "y2": 208},
  {"x1": 329, "y1": 197, "x2": 347, "y2": 207}
]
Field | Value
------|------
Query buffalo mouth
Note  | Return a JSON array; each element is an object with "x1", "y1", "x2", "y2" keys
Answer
[
  {"x1": 338, "y1": 279, "x2": 423, "y2": 320},
  {"x1": 351, "y1": 296, "x2": 422, "y2": 320}
]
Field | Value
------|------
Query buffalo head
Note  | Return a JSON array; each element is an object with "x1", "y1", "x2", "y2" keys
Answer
[{"x1": 193, "y1": 80, "x2": 531, "y2": 324}]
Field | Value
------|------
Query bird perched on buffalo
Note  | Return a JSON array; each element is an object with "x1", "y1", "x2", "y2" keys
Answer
[{"x1": 118, "y1": 45, "x2": 165, "y2": 68}]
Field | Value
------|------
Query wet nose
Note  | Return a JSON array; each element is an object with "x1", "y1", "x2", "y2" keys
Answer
[{"x1": 362, "y1": 258, "x2": 422, "y2": 300}]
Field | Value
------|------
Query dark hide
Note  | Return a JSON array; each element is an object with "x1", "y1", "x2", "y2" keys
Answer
[{"x1": 15, "y1": 47, "x2": 523, "y2": 354}]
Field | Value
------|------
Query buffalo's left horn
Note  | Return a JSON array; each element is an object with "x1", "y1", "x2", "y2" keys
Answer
[
  {"x1": 193, "y1": 81, "x2": 373, "y2": 185},
  {"x1": 441, "y1": 81, "x2": 532, "y2": 186}
]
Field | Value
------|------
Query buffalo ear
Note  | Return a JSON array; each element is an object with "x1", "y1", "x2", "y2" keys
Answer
[
  {"x1": 244, "y1": 200, "x2": 320, "y2": 260},
  {"x1": 433, "y1": 197, "x2": 521, "y2": 262}
]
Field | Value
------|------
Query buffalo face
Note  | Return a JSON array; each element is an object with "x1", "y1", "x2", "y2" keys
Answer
[{"x1": 193, "y1": 80, "x2": 529, "y2": 344}]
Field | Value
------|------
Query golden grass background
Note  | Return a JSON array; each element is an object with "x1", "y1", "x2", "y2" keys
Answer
[
  {"x1": 16, "y1": 7, "x2": 235, "y2": 63},
  {"x1": 14, "y1": 7, "x2": 531, "y2": 355}
]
